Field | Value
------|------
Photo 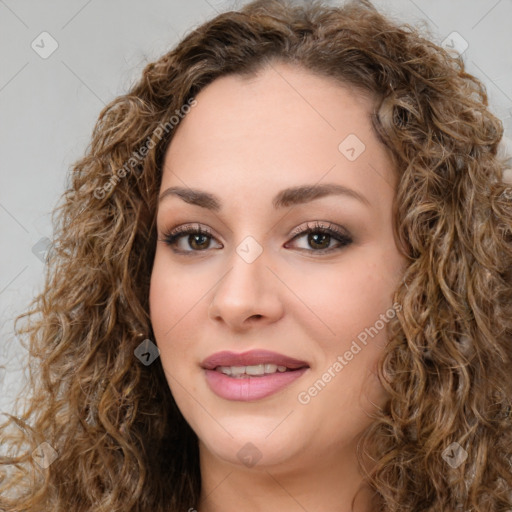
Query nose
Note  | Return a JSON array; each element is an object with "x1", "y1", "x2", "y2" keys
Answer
[{"x1": 207, "y1": 246, "x2": 284, "y2": 331}]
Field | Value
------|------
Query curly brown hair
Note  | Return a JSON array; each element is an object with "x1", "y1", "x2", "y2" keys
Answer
[{"x1": 1, "y1": 0, "x2": 511, "y2": 510}]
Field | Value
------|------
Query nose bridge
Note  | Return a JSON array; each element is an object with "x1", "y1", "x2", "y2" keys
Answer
[
  {"x1": 208, "y1": 234, "x2": 282, "y2": 326},
  {"x1": 218, "y1": 236, "x2": 268, "y2": 304}
]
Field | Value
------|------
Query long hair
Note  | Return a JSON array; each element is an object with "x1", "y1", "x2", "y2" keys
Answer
[{"x1": 1, "y1": 0, "x2": 511, "y2": 510}]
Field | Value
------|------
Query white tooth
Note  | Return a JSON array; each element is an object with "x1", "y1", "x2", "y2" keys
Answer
[
  {"x1": 245, "y1": 364, "x2": 265, "y2": 375},
  {"x1": 264, "y1": 364, "x2": 278, "y2": 373},
  {"x1": 216, "y1": 364, "x2": 289, "y2": 376}
]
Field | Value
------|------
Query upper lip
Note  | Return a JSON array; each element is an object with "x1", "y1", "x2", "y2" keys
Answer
[{"x1": 201, "y1": 349, "x2": 309, "y2": 370}]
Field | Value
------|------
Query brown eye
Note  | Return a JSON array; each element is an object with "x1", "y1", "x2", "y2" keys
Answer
[
  {"x1": 188, "y1": 233, "x2": 211, "y2": 250},
  {"x1": 160, "y1": 224, "x2": 222, "y2": 254},
  {"x1": 307, "y1": 232, "x2": 332, "y2": 250},
  {"x1": 286, "y1": 222, "x2": 353, "y2": 254}
]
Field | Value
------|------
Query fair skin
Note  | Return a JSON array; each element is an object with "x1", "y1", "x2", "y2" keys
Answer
[{"x1": 149, "y1": 62, "x2": 407, "y2": 512}]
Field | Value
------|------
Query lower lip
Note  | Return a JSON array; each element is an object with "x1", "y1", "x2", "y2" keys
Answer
[{"x1": 204, "y1": 368, "x2": 309, "y2": 401}]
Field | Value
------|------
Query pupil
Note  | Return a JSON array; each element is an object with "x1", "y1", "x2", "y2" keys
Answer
[
  {"x1": 190, "y1": 234, "x2": 209, "y2": 250},
  {"x1": 309, "y1": 232, "x2": 330, "y2": 249}
]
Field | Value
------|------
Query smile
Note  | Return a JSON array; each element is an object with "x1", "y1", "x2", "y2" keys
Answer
[{"x1": 201, "y1": 350, "x2": 310, "y2": 401}]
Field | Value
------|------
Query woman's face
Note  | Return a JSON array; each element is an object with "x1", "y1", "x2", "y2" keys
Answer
[{"x1": 149, "y1": 62, "x2": 406, "y2": 472}]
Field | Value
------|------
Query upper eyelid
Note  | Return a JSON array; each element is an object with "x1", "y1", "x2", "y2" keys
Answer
[
  {"x1": 159, "y1": 223, "x2": 221, "y2": 247},
  {"x1": 160, "y1": 222, "x2": 352, "y2": 251},
  {"x1": 289, "y1": 221, "x2": 350, "y2": 238},
  {"x1": 161, "y1": 221, "x2": 347, "y2": 239}
]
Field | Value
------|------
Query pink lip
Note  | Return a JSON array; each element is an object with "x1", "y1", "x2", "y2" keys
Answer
[
  {"x1": 201, "y1": 349, "x2": 309, "y2": 370},
  {"x1": 201, "y1": 350, "x2": 310, "y2": 402}
]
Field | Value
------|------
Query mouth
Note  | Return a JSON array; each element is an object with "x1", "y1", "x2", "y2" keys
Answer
[{"x1": 201, "y1": 349, "x2": 310, "y2": 401}]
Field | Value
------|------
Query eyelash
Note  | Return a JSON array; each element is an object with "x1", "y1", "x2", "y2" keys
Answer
[{"x1": 159, "y1": 221, "x2": 353, "y2": 256}]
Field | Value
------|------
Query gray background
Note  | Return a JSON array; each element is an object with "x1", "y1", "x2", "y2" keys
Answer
[{"x1": 1, "y1": 0, "x2": 511, "y2": 417}]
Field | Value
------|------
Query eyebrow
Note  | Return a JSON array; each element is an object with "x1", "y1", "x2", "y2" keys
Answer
[{"x1": 158, "y1": 182, "x2": 370, "y2": 211}]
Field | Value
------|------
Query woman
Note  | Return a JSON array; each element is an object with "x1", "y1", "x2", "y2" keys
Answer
[{"x1": 1, "y1": 0, "x2": 511, "y2": 510}]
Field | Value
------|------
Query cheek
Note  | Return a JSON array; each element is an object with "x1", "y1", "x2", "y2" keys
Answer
[
  {"x1": 149, "y1": 250, "x2": 205, "y2": 326},
  {"x1": 289, "y1": 250, "x2": 400, "y2": 346},
  {"x1": 149, "y1": 256, "x2": 203, "y2": 406},
  {"x1": 296, "y1": 273, "x2": 394, "y2": 429},
  {"x1": 149, "y1": 253, "x2": 197, "y2": 361}
]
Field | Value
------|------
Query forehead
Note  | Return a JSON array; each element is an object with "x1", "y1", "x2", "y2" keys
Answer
[{"x1": 161, "y1": 62, "x2": 396, "y2": 213}]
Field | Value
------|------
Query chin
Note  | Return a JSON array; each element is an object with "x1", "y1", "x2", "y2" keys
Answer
[{"x1": 201, "y1": 434, "x2": 299, "y2": 470}]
